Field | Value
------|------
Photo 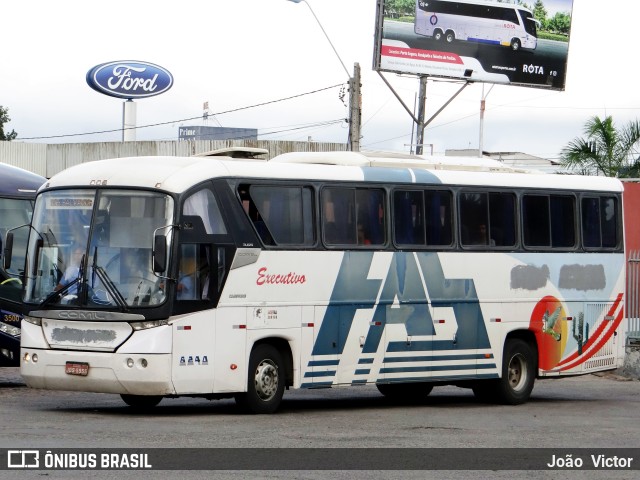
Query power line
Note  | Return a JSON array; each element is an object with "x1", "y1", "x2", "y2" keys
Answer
[{"x1": 18, "y1": 83, "x2": 346, "y2": 141}]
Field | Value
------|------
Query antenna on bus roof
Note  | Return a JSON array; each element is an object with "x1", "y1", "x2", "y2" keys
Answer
[{"x1": 193, "y1": 147, "x2": 269, "y2": 159}]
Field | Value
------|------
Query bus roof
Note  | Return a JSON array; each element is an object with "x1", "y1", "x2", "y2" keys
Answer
[
  {"x1": 430, "y1": 0, "x2": 532, "y2": 10},
  {"x1": 41, "y1": 152, "x2": 623, "y2": 195},
  {"x1": 0, "y1": 162, "x2": 46, "y2": 198}
]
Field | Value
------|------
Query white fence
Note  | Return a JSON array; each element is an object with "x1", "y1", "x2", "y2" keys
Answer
[
  {"x1": 627, "y1": 250, "x2": 640, "y2": 341},
  {"x1": 0, "y1": 139, "x2": 347, "y2": 178}
]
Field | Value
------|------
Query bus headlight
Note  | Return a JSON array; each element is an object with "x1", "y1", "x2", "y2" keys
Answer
[
  {"x1": 23, "y1": 316, "x2": 42, "y2": 326},
  {"x1": 0, "y1": 321, "x2": 21, "y2": 337},
  {"x1": 130, "y1": 319, "x2": 168, "y2": 331}
]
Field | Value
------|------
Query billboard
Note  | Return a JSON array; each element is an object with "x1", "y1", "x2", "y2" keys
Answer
[
  {"x1": 373, "y1": 0, "x2": 574, "y2": 90},
  {"x1": 178, "y1": 126, "x2": 258, "y2": 141}
]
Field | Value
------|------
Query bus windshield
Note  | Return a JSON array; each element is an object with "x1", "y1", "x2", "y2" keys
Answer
[
  {"x1": 24, "y1": 189, "x2": 174, "y2": 308},
  {"x1": 519, "y1": 9, "x2": 538, "y2": 37}
]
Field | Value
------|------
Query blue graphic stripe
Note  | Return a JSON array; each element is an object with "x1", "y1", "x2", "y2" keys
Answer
[
  {"x1": 384, "y1": 354, "x2": 493, "y2": 363},
  {"x1": 380, "y1": 363, "x2": 496, "y2": 374},
  {"x1": 301, "y1": 382, "x2": 333, "y2": 388},
  {"x1": 354, "y1": 369, "x2": 371, "y2": 375},
  {"x1": 304, "y1": 370, "x2": 336, "y2": 378},
  {"x1": 468, "y1": 37, "x2": 501, "y2": 46},
  {"x1": 358, "y1": 358, "x2": 375, "y2": 364},
  {"x1": 377, "y1": 373, "x2": 499, "y2": 384},
  {"x1": 307, "y1": 359, "x2": 340, "y2": 366},
  {"x1": 351, "y1": 379, "x2": 368, "y2": 385},
  {"x1": 362, "y1": 167, "x2": 416, "y2": 183},
  {"x1": 387, "y1": 340, "x2": 477, "y2": 352}
]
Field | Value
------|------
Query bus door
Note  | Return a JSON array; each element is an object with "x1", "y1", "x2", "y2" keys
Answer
[{"x1": 171, "y1": 186, "x2": 233, "y2": 394}]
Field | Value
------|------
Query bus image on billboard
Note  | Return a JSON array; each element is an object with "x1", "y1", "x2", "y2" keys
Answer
[{"x1": 415, "y1": 0, "x2": 539, "y2": 52}]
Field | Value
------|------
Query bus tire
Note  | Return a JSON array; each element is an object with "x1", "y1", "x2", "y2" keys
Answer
[
  {"x1": 235, "y1": 344, "x2": 285, "y2": 414},
  {"x1": 445, "y1": 30, "x2": 455, "y2": 43},
  {"x1": 120, "y1": 394, "x2": 163, "y2": 409},
  {"x1": 510, "y1": 38, "x2": 521, "y2": 51},
  {"x1": 495, "y1": 338, "x2": 536, "y2": 405},
  {"x1": 433, "y1": 29, "x2": 443, "y2": 41},
  {"x1": 376, "y1": 382, "x2": 433, "y2": 401}
]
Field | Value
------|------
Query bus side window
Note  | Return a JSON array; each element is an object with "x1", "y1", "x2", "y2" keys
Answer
[
  {"x1": 183, "y1": 189, "x2": 227, "y2": 235},
  {"x1": 239, "y1": 187, "x2": 275, "y2": 246},
  {"x1": 176, "y1": 243, "x2": 217, "y2": 302}
]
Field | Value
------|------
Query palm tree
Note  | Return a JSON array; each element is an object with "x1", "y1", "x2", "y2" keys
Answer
[{"x1": 560, "y1": 115, "x2": 640, "y2": 177}]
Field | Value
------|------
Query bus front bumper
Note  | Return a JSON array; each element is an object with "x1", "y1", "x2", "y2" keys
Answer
[{"x1": 20, "y1": 348, "x2": 175, "y2": 396}]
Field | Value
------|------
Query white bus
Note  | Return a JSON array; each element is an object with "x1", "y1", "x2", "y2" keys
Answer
[
  {"x1": 415, "y1": 0, "x2": 539, "y2": 51},
  {"x1": 16, "y1": 149, "x2": 626, "y2": 413}
]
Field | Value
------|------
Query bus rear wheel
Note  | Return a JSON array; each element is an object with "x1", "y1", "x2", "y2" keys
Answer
[
  {"x1": 472, "y1": 339, "x2": 535, "y2": 404},
  {"x1": 433, "y1": 29, "x2": 443, "y2": 41},
  {"x1": 445, "y1": 30, "x2": 455, "y2": 43},
  {"x1": 235, "y1": 344, "x2": 285, "y2": 414},
  {"x1": 496, "y1": 338, "x2": 536, "y2": 404},
  {"x1": 120, "y1": 394, "x2": 163, "y2": 409}
]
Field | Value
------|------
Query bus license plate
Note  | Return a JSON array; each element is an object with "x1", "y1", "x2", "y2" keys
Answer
[{"x1": 65, "y1": 362, "x2": 89, "y2": 376}]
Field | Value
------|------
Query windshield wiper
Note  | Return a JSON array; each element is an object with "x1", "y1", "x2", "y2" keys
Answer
[
  {"x1": 91, "y1": 247, "x2": 128, "y2": 311},
  {"x1": 38, "y1": 254, "x2": 85, "y2": 308}
]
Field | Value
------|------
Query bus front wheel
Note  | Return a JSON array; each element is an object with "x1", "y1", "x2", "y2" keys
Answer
[
  {"x1": 235, "y1": 344, "x2": 285, "y2": 414},
  {"x1": 510, "y1": 38, "x2": 521, "y2": 51}
]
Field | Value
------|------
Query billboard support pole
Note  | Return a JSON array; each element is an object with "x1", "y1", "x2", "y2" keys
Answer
[
  {"x1": 415, "y1": 76, "x2": 428, "y2": 155},
  {"x1": 376, "y1": 71, "x2": 420, "y2": 125},
  {"x1": 376, "y1": 71, "x2": 469, "y2": 155}
]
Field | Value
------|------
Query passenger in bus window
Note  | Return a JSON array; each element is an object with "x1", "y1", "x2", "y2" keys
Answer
[
  {"x1": 357, "y1": 224, "x2": 371, "y2": 245},
  {"x1": 177, "y1": 254, "x2": 197, "y2": 300}
]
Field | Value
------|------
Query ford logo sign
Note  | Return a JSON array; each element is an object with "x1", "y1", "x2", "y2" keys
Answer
[{"x1": 86, "y1": 61, "x2": 173, "y2": 99}]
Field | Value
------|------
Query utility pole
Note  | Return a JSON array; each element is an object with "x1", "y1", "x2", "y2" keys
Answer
[
  {"x1": 348, "y1": 63, "x2": 362, "y2": 152},
  {"x1": 479, "y1": 84, "x2": 494, "y2": 157}
]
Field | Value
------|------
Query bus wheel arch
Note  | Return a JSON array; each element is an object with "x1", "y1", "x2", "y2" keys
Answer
[
  {"x1": 473, "y1": 331, "x2": 537, "y2": 405},
  {"x1": 433, "y1": 28, "x2": 444, "y2": 41},
  {"x1": 445, "y1": 30, "x2": 455, "y2": 43},
  {"x1": 510, "y1": 38, "x2": 521, "y2": 51},
  {"x1": 235, "y1": 339, "x2": 292, "y2": 414}
]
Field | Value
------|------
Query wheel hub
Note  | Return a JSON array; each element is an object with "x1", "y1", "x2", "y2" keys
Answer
[{"x1": 254, "y1": 360, "x2": 278, "y2": 401}]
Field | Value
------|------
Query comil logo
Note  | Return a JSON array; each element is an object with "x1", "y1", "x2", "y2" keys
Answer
[{"x1": 8, "y1": 450, "x2": 39, "y2": 468}]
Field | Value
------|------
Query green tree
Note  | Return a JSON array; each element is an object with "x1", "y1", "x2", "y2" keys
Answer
[
  {"x1": 532, "y1": 0, "x2": 548, "y2": 28},
  {"x1": 386, "y1": 0, "x2": 415, "y2": 17},
  {"x1": 560, "y1": 115, "x2": 640, "y2": 177},
  {"x1": 0, "y1": 106, "x2": 18, "y2": 141},
  {"x1": 547, "y1": 12, "x2": 571, "y2": 34}
]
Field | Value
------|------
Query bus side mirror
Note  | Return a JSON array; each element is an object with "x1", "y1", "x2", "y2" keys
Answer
[
  {"x1": 153, "y1": 234, "x2": 167, "y2": 273},
  {"x1": 3, "y1": 232, "x2": 13, "y2": 270}
]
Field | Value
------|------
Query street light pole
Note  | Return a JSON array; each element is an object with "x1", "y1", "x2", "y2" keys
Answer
[{"x1": 287, "y1": 0, "x2": 360, "y2": 151}]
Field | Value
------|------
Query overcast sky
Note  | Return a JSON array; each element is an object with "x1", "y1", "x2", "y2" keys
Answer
[{"x1": 3, "y1": 0, "x2": 637, "y2": 160}]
